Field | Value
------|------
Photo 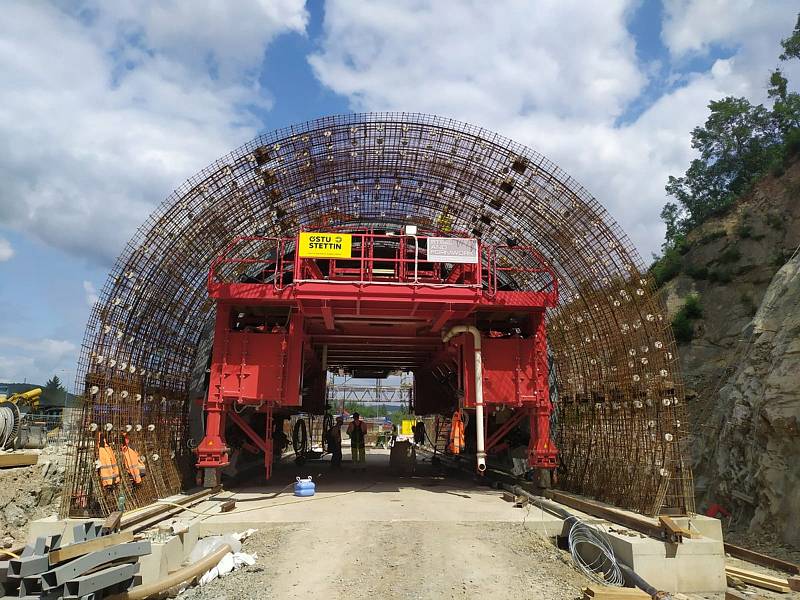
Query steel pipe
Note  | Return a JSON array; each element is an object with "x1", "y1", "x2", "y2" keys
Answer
[
  {"x1": 442, "y1": 325, "x2": 486, "y2": 472},
  {"x1": 106, "y1": 543, "x2": 232, "y2": 600}
]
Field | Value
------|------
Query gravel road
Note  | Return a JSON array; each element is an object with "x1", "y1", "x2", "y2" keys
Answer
[{"x1": 181, "y1": 520, "x2": 587, "y2": 600}]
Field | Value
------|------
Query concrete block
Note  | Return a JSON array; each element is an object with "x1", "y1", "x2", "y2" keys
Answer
[
  {"x1": 178, "y1": 521, "x2": 201, "y2": 561},
  {"x1": 27, "y1": 517, "x2": 101, "y2": 546},
  {"x1": 136, "y1": 543, "x2": 167, "y2": 586},
  {"x1": 598, "y1": 529, "x2": 726, "y2": 593},
  {"x1": 671, "y1": 514, "x2": 723, "y2": 540},
  {"x1": 160, "y1": 535, "x2": 185, "y2": 573}
]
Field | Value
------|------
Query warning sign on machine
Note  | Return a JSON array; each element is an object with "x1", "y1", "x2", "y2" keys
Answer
[
  {"x1": 426, "y1": 237, "x2": 479, "y2": 264},
  {"x1": 298, "y1": 232, "x2": 352, "y2": 258}
]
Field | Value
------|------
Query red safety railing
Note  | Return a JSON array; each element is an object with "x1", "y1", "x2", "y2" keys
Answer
[{"x1": 208, "y1": 232, "x2": 557, "y2": 301}]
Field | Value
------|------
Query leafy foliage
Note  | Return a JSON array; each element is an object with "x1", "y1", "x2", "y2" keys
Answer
[
  {"x1": 660, "y1": 14, "x2": 800, "y2": 251},
  {"x1": 718, "y1": 246, "x2": 742, "y2": 265},
  {"x1": 683, "y1": 293, "x2": 703, "y2": 319},
  {"x1": 672, "y1": 294, "x2": 703, "y2": 344},
  {"x1": 671, "y1": 311, "x2": 694, "y2": 344}
]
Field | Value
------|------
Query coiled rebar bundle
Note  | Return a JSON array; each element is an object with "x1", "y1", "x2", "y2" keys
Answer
[{"x1": 565, "y1": 515, "x2": 624, "y2": 586}]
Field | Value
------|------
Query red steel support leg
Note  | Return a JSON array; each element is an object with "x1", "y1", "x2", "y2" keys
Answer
[
  {"x1": 228, "y1": 408, "x2": 275, "y2": 481},
  {"x1": 264, "y1": 405, "x2": 274, "y2": 480},
  {"x1": 195, "y1": 394, "x2": 230, "y2": 484},
  {"x1": 196, "y1": 304, "x2": 232, "y2": 485},
  {"x1": 485, "y1": 408, "x2": 528, "y2": 454},
  {"x1": 528, "y1": 394, "x2": 558, "y2": 468}
]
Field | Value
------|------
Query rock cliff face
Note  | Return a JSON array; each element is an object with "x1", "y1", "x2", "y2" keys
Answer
[
  {"x1": 659, "y1": 161, "x2": 800, "y2": 545},
  {"x1": 708, "y1": 254, "x2": 800, "y2": 545}
]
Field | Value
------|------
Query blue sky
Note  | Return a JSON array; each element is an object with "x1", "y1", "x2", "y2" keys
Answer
[{"x1": 1, "y1": 0, "x2": 798, "y2": 387}]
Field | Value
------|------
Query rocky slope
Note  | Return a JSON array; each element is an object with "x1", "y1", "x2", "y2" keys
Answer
[{"x1": 659, "y1": 160, "x2": 800, "y2": 545}]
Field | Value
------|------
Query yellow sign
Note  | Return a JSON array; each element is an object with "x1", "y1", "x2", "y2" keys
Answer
[
  {"x1": 298, "y1": 232, "x2": 352, "y2": 258},
  {"x1": 401, "y1": 419, "x2": 415, "y2": 436}
]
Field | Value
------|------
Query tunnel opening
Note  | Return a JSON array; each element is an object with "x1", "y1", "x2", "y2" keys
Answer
[{"x1": 62, "y1": 113, "x2": 693, "y2": 520}]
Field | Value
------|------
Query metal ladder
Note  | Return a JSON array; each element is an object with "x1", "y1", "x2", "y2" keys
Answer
[{"x1": 432, "y1": 415, "x2": 451, "y2": 458}]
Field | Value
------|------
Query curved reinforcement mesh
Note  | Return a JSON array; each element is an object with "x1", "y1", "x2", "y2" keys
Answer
[{"x1": 62, "y1": 113, "x2": 693, "y2": 517}]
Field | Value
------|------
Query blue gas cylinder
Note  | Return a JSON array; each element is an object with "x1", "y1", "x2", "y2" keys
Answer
[{"x1": 294, "y1": 476, "x2": 315, "y2": 497}]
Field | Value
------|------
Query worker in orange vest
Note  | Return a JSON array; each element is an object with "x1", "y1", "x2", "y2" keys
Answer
[
  {"x1": 97, "y1": 435, "x2": 121, "y2": 488},
  {"x1": 449, "y1": 411, "x2": 465, "y2": 454},
  {"x1": 121, "y1": 436, "x2": 146, "y2": 484}
]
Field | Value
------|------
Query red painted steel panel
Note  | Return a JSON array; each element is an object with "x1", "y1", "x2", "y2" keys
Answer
[
  {"x1": 482, "y1": 338, "x2": 539, "y2": 406},
  {"x1": 219, "y1": 332, "x2": 286, "y2": 402}
]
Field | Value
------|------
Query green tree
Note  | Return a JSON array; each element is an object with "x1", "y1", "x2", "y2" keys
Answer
[
  {"x1": 768, "y1": 70, "x2": 800, "y2": 134},
  {"x1": 665, "y1": 97, "x2": 780, "y2": 236},
  {"x1": 660, "y1": 13, "x2": 800, "y2": 250},
  {"x1": 44, "y1": 375, "x2": 65, "y2": 393},
  {"x1": 42, "y1": 375, "x2": 67, "y2": 405},
  {"x1": 779, "y1": 14, "x2": 800, "y2": 61}
]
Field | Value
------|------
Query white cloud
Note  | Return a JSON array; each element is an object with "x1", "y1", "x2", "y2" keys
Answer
[
  {"x1": 83, "y1": 281, "x2": 100, "y2": 307},
  {"x1": 0, "y1": 1, "x2": 308, "y2": 265},
  {"x1": 662, "y1": 0, "x2": 795, "y2": 58},
  {"x1": 310, "y1": 0, "x2": 644, "y2": 123},
  {"x1": 310, "y1": 0, "x2": 800, "y2": 259},
  {"x1": 0, "y1": 237, "x2": 13, "y2": 262},
  {"x1": 0, "y1": 336, "x2": 78, "y2": 386}
]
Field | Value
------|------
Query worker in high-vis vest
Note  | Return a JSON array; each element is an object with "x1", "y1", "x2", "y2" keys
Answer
[
  {"x1": 449, "y1": 411, "x2": 465, "y2": 454},
  {"x1": 347, "y1": 412, "x2": 368, "y2": 470},
  {"x1": 97, "y1": 436, "x2": 121, "y2": 487},
  {"x1": 121, "y1": 437, "x2": 146, "y2": 484}
]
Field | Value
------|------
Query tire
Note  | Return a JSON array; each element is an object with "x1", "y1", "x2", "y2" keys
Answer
[{"x1": 292, "y1": 419, "x2": 308, "y2": 458}]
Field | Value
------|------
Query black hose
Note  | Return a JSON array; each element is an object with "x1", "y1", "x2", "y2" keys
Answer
[{"x1": 321, "y1": 413, "x2": 333, "y2": 452}]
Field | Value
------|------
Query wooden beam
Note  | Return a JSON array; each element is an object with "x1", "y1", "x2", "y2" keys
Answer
[
  {"x1": 101, "y1": 511, "x2": 122, "y2": 534},
  {"x1": 724, "y1": 566, "x2": 790, "y2": 593},
  {"x1": 0, "y1": 452, "x2": 38, "y2": 467},
  {"x1": 725, "y1": 589, "x2": 765, "y2": 600},
  {"x1": 724, "y1": 542, "x2": 800, "y2": 574},
  {"x1": 583, "y1": 586, "x2": 649, "y2": 599},
  {"x1": 659, "y1": 515, "x2": 698, "y2": 539},
  {"x1": 119, "y1": 485, "x2": 220, "y2": 532},
  {"x1": 788, "y1": 575, "x2": 800, "y2": 591},
  {"x1": 48, "y1": 530, "x2": 135, "y2": 565},
  {"x1": 545, "y1": 490, "x2": 675, "y2": 542}
]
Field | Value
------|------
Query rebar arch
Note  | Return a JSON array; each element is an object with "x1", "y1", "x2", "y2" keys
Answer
[{"x1": 63, "y1": 113, "x2": 693, "y2": 517}]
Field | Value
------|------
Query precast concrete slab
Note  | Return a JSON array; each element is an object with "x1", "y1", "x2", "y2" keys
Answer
[{"x1": 597, "y1": 527, "x2": 726, "y2": 593}]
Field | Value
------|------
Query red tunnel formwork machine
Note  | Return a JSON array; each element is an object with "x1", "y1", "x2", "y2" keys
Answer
[{"x1": 195, "y1": 229, "x2": 560, "y2": 485}]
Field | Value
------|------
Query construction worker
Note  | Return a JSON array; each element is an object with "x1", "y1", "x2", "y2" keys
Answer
[
  {"x1": 390, "y1": 423, "x2": 398, "y2": 448},
  {"x1": 347, "y1": 412, "x2": 368, "y2": 470},
  {"x1": 328, "y1": 416, "x2": 343, "y2": 469}
]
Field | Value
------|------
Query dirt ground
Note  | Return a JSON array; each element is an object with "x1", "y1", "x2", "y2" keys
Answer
[
  {"x1": 0, "y1": 446, "x2": 66, "y2": 544},
  {"x1": 176, "y1": 450, "x2": 800, "y2": 600},
  {"x1": 182, "y1": 521, "x2": 588, "y2": 600}
]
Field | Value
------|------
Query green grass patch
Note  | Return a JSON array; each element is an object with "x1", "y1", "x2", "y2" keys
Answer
[
  {"x1": 718, "y1": 246, "x2": 742, "y2": 264},
  {"x1": 650, "y1": 247, "x2": 683, "y2": 287},
  {"x1": 699, "y1": 230, "x2": 727, "y2": 244},
  {"x1": 765, "y1": 213, "x2": 786, "y2": 231},
  {"x1": 671, "y1": 293, "x2": 703, "y2": 344},
  {"x1": 735, "y1": 223, "x2": 753, "y2": 238},
  {"x1": 685, "y1": 264, "x2": 709, "y2": 279}
]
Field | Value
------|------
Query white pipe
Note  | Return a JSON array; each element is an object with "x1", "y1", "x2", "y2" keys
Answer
[{"x1": 441, "y1": 325, "x2": 487, "y2": 472}]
